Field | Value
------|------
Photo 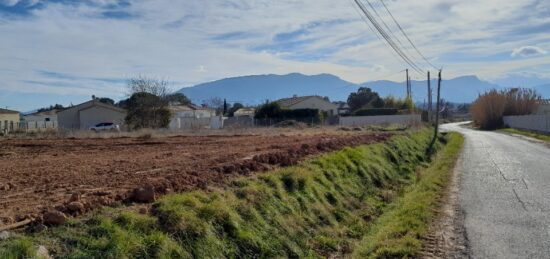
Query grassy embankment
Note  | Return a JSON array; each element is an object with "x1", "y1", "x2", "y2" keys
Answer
[
  {"x1": 0, "y1": 129, "x2": 463, "y2": 258},
  {"x1": 500, "y1": 128, "x2": 550, "y2": 142}
]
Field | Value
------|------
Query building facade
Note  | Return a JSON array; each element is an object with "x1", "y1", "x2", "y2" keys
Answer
[
  {"x1": 276, "y1": 96, "x2": 338, "y2": 116},
  {"x1": 0, "y1": 108, "x2": 20, "y2": 133},
  {"x1": 57, "y1": 100, "x2": 127, "y2": 130}
]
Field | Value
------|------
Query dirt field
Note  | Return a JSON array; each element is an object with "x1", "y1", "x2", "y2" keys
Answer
[{"x1": 0, "y1": 129, "x2": 390, "y2": 226}]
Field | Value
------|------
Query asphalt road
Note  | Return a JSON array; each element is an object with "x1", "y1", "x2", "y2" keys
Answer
[{"x1": 441, "y1": 122, "x2": 550, "y2": 259}]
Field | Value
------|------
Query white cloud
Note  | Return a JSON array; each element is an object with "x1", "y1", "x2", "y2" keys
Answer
[
  {"x1": 511, "y1": 46, "x2": 547, "y2": 58},
  {"x1": 1, "y1": 0, "x2": 550, "y2": 110},
  {"x1": 0, "y1": 0, "x2": 20, "y2": 6}
]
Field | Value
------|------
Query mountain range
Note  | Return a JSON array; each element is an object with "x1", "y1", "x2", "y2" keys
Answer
[{"x1": 179, "y1": 73, "x2": 550, "y2": 105}]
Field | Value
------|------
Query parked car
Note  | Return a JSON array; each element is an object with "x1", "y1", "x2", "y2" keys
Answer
[{"x1": 89, "y1": 122, "x2": 120, "y2": 132}]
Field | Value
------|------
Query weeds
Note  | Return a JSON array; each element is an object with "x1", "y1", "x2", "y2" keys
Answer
[
  {"x1": 471, "y1": 88, "x2": 540, "y2": 129},
  {"x1": 354, "y1": 133, "x2": 464, "y2": 258}
]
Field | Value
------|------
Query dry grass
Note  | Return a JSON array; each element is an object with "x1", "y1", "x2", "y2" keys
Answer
[
  {"x1": 0, "y1": 126, "x2": 380, "y2": 140},
  {"x1": 471, "y1": 88, "x2": 540, "y2": 130}
]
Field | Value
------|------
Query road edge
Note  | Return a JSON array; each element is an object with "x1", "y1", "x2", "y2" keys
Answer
[{"x1": 420, "y1": 132, "x2": 470, "y2": 258}]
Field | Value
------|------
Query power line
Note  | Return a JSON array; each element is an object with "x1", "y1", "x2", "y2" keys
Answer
[
  {"x1": 347, "y1": 0, "x2": 409, "y2": 69},
  {"x1": 362, "y1": 0, "x2": 417, "y2": 63},
  {"x1": 379, "y1": 0, "x2": 439, "y2": 70},
  {"x1": 353, "y1": 0, "x2": 424, "y2": 74}
]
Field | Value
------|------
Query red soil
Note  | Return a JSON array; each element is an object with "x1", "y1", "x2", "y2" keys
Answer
[{"x1": 0, "y1": 131, "x2": 390, "y2": 226}]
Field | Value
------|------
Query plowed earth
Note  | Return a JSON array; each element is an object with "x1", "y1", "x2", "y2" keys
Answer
[{"x1": 0, "y1": 131, "x2": 390, "y2": 226}]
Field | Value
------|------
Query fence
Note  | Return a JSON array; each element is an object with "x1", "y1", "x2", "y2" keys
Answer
[
  {"x1": 1, "y1": 121, "x2": 58, "y2": 134},
  {"x1": 169, "y1": 117, "x2": 212, "y2": 130},
  {"x1": 503, "y1": 115, "x2": 550, "y2": 133},
  {"x1": 339, "y1": 114, "x2": 422, "y2": 127}
]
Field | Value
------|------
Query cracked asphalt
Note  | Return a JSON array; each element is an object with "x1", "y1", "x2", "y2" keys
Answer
[{"x1": 442, "y1": 122, "x2": 550, "y2": 259}]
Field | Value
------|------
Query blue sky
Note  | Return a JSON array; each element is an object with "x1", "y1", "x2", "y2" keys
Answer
[{"x1": 1, "y1": 0, "x2": 549, "y2": 111}]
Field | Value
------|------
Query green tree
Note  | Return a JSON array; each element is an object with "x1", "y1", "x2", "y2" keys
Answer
[
  {"x1": 125, "y1": 76, "x2": 173, "y2": 129},
  {"x1": 347, "y1": 87, "x2": 384, "y2": 112},
  {"x1": 254, "y1": 102, "x2": 282, "y2": 119},
  {"x1": 165, "y1": 93, "x2": 191, "y2": 105},
  {"x1": 125, "y1": 92, "x2": 171, "y2": 129},
  {"x1": 98, "y1": 97, "x2": 115, "y2": 106}
]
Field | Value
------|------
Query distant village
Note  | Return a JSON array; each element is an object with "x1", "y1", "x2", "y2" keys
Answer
[
  {"x1": 0, "y1": 78, "x2": 481, "y2": 135},
  {"x1": 2, "y1": 82, "x2": 547, "y2": 136}
]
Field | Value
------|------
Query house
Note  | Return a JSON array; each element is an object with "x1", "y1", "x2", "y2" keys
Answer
[
  {"x1": 168, "y1": 103, "x2": 216, "y2": 130},
  {"x1": 276, "y1": 95, "x2": 338, "y2": 116},
  {"x1": 537, "y1": 99, "x2": 550, "y2": 115},
  {"x1": 57, "y1": 99, "x2": 127, "y2": 130},
  {"x1": 24, "y1": 109, "x2": 60, "y2": 123},
  {"x1": 334, "y1": 102, "x2": 351, "y2": 115},
  {"x1": 0, "y1": 108, "x2": 20, "y2": 133},
  {"x1": 168, "y1": 103, "x2": 215, "y2": 119},
  {"x1": 23, "y1": 109, "x2": 60, "y2": 131},
  {"x1": 233, "y1": 108, "x2": 255, "y2": 117}
]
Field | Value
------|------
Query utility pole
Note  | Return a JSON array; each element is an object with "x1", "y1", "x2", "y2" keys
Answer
[
  {"x1": 428, "y1": 71, "x2": 432, "y2": 122},
  {"x1": 408, "y1": 75, "x2": 412, "y2": 99},
  {"x1": 405, "y1": 69, "x2": 410, "y2": 99},
  {"x1": 429, "y1": 69, "x2": 442, "y2": 153}
]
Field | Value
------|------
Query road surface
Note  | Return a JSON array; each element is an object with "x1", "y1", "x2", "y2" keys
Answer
[{"x1": 442, "y1": 122, "x2": 550, "y2": 259}]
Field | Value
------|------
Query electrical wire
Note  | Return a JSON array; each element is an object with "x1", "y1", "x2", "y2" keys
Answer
[
  {"x1": 353, "y1": 0, "x2": 424, "y2": 74},
  {"x1": 347, "y1": 0, "x2": 410, "y2": 70},
  {"x1": 378, "y1": 0, "x2": 439, "y2": 70},
  {"x1": 362, "y1": 0, "x2": 418, "y2": 64}
]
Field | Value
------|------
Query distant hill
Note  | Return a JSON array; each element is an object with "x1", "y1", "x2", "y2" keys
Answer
[
  {"x1": 178, "y1": 73, "x2": 547, "y2": 105},
  {"x1": 178, "y1": 73, "x2": 358, "y2": 105},
  {"x1": 362, "y1": 75, "x2": 501, "y2": 104}
]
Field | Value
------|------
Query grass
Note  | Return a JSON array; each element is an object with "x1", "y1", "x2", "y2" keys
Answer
[
  {"x1": 353, "y1": 132, "x2": 464, "y2": 258},
  {"x1": 500, "y1": 128, "x2": 550, "y2": 142},
  {"x1": 0, "y1": 129, "x2": 463, "y2": 258}
]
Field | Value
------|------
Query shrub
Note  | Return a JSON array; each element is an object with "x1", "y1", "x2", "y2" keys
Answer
[
  {"x1": 255, "y1": 102, "x2": 323, "y2": 123},
  {"x1": 471, "y1": 88, "x2": 540, "y2": 130}
]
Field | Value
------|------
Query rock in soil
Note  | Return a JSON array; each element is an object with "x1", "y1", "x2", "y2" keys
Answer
[
  {"x1": 66, "y1": 202, "x2": 85, "y2": 214},
  {"x1": 43, "y1": 211, "x2": 67, "y2": 226},
  {"x1": 132, "y1": 186, "x2": 156, "y2": 203}
]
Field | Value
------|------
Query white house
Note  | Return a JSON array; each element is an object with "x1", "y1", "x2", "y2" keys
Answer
[
  {"x1": 23, "y1": 109, "x2": 60, "y2": 131},
  {"x1": 234, "y1": 108, "x2": 255, "y2": 117},
  {"x1": 168, "y1": 104, "x2": 216, "y2": 130},
  {"x1": 168, "y1": 104, "x2": 215, "y2": 119},
  {"x1": 276, "y1": 95, "x2": 338, "y2": 116}
]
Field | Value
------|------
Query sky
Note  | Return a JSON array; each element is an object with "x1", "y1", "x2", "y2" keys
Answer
[{"x1": 1, "y1": 0, "x2": 549, "y2": 111}]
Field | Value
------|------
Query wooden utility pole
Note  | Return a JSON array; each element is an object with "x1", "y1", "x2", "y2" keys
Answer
[
  {"x1": 429, "y1": 69, "x2": 442, "y2": 153},
  {"x1": 408, "y1": 75, "x2": 412, "y2": 99},
  {"x1": 405, "y1": 69, "x2": 410, "y2": 99},
  {"x1": 427, "y1": 71, "x2": 432, "y2": 122}
]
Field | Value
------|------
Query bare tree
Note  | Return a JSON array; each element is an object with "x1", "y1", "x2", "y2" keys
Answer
[
  {"x1": 127, "y1": 75, "x2": 170, "y2": 99},
  {"x1": 202, "y1": 97, "x2": 224, "y2": 115}
]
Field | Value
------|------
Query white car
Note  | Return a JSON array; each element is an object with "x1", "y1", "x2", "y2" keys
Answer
[{"x1": 89, "y1": 122, "x2": 120, "y2": 132}]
